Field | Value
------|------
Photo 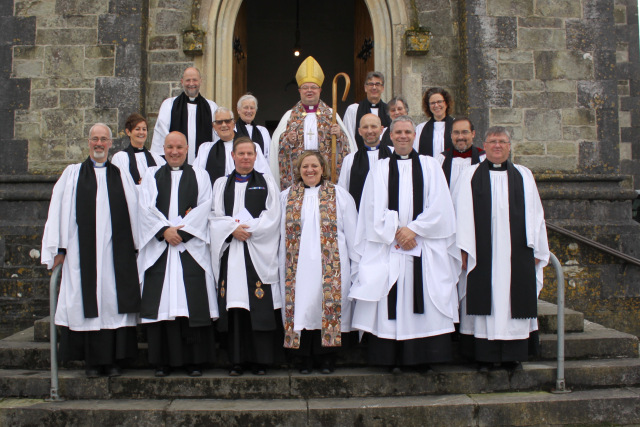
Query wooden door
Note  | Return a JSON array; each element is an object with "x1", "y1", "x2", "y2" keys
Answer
[
  {"x1": 232, "y1": 1, "x2": 248, "y2": 110},
  {"x1": 353, "y1": 0, "x2": 374, "y2": 101}
]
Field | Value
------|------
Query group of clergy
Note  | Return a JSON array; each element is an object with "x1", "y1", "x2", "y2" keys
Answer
[{"x1": 41, "y1": 56, "x2": 549, "y2": 379}]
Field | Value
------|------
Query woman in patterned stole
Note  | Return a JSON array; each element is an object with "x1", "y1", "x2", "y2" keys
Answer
[{"x1": 278, "y1": 151, "x2": 359, "y2": 374}]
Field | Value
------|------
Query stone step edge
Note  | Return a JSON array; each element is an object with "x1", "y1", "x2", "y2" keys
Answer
[
  {"x1": 0, "y1": 388, "x2": 639, "y2": 426},
  {"x1": 1, "y1": 359, "x2": 639, "y2": 400}
]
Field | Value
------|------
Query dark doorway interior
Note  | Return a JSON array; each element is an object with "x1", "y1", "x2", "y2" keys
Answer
[{"x1": 240, "y1": 0, "x2": 357, "y2": 133}]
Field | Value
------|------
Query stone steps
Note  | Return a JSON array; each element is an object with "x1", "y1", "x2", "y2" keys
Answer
[
  {"x1": 1, "y1": 387, "x2": 638, "y2": 426},
  {"x1": 0, "y1": 359, "x2": 639, "y2": 401}
]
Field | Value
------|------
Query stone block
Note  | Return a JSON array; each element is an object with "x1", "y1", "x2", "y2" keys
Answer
[
  {"x1": 13, "y1": 46, "x2": 43, "y2": 60},
  {"x1": 48, "y1": 78, "x2": 94, "y2": 89},
  {"x1": 619, "y1": 110, "x2": 631, "y2": 127},
  {"x1": 513, "y1": 141, "x2": 545, "y2": 155},
  {"x1": 517, "y1": 17, "x2": 563, "y2": 28},
  {"x1": 466, "y1": 48, "x2": 498, "y2": 80},
  {"x1": 514, "y1": 80, "x2": 544, "y2": 91},
  {"x1": 37, "y1": 15, "x2": 97, "y2": 29},
  {"x1": 567, "y1": 20, "x2": 616, "y2": 51},
  {"x1": 535, "y1": 0, "x2": 582, "y2": 17},
  {"x1": 0, "y1": 16, "x2": 36, "y2": 46},
  {"x1": 153, "y1": 9, "x2": 190, "y2": 35},
  {"x1": 14, "y1": 122, "x2": 40, "y2": 141},
  {"x1": 616, "y1": 49, "x2": 629, "y2": 63},
  {"x1": 149, "y1": 62, "x2": 192, "y2": 82},
  {"x1": 429, "y1": 35, "x2": 459, "y2": 57},
  {"x1": 148, "y1": 35, "x2": 178, "y2": 51},
  {"x1": 55, "y1": 0, "x2": 108, "y2": 14},
  {"x1": 516, "y1": 154, "x2": 578, "y2": 171},
  {"x1": 147, "y1": 82, "x2": 172, "y2": 112},
  {"x1": 505, "y1": 125, "x2": 522, "y2": 141},
  {"x1": 535, "y1": 51, "x2": 594, "y2": 80},
  {"x1": 0, "y1": 78, "x2": 30, "y2": 109},
  {"x1": 41, "y1": 109, "x2": 83, "y2": 139},
  {"x1": 467, "y1": 16, "x2": 517, "y2": 49},
  {"x1": 158, "y1": 0, "x2": 191, "y2": 8},
  {"x1": 15, "y1": 109, "x2": 40, "y2": 123},
  {"x1": 12, "y1": 60, "x2": 43, "y2": 78},
  {"x1": 84, "y1": 108, "x2": 118, "y2": 125},
  {"x1": 0, "y1": 109, "x2": 14, "y2": 139},
  {"x1": 483, "y1": 79, "x2": 513, "y2": 107},
  {"x1": 525, "y1": 109, "x2": 562, "y2": 140},
  {"x1": 36, "y1": 29, "x2": 97, "y2": 46},
  {"x1": 563, "y1": 108, "x2": 596, "y2": 126},
  {"x1": 620, "y1": 142, "x2": 632, "y2": 160},
  {"x1": 491, "y1": 108, "x2": 522, "y2": 124},
  {"x1": 583, "y1": 0, "x2": 615, "y2": 20},
  {"x1": 546, "y1": 92, "x2": 577, "y2": 109},
  {"x1": 547, "y1": 141, "x2": 578, "y2": 155},
  {"x1": 613, "y1": 5, "x2": 626, "y2": 23},
  {"x1": 31, "y1": 89, "x2": 59, "y2": 109},
  {"x1": 85, "y1": 46, "x2": 115, "y2": 59},
  {"x1": 594, "y1": 50, "x2": 616, "y2": 80},
  {"x1": 59, "y1": 89, "x2": 94, "y2": 109},
  {"x1": 147, "y1": 51, "x2": 183, "y2": 64},
  {"x1": 487, "y1": 0, "x2": 533, "y2": 16},
  {"x1": 98, "y1": 14, "x2": 142, "y2": 45},
  {"x1": 15, "y1": 0, "x2": 56, "y2": 16},
  {"x1": 84, "y1": 58, "x2": 115, "y2": 77},
  {"x1": 498, "y1": 49, "x2": 533, "y2": 62},
  {"x1": 498, "y1": 63, "x2": 533, "y2": 80},
  {"x1": 518, "y1": 29, "x2": 565, "y2": 50},
  {"x1": 95, "y1": 77, "x2": 140, "y2": 109},
  {"x1": 545, "y1": 80, "x2": 576, "y2": 92},
  {"x1": 421, "y1": 60, "x2": 458, "y2": 86},
  {"x1": 513, "y1": 92, "x2": 544, "y2": 108},
  {"x1": 0, "y1": 140, "x2": 28, "y2": 174},
  {"x1": 617, "y1": 82, "x2": 629, "y2": 96},
  {"x1": 115, "y1": 44, "x2": 142, "y2": 78},
  {"x1": 44, "y1": 46, "x2": 84, "y2": 78},
  {"x1": 577, "y1": 80, "x2": 617, "y2": 109},
  {"x1": 563, "y1": 126, "x2": 597, "y2": 141}
]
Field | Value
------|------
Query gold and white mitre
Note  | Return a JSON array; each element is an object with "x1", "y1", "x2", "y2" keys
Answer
[{"x1": 295, "y1": 56, "x2": 324, "y2": 87}]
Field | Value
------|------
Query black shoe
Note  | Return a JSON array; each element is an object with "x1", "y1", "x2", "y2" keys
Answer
[
  {"x1": 107, "y1": 364, "x2": 122, "y2": 377},
  {"x1": 320, "y1": 359, "x2": 334, "y2": 375},
  {"x1": 389, "y1": 366, "x2": 402, "y2": 375},
  {"x1": 186, "y1": 365, "x2": 202, "y2": 377},
  {"x1": 502, "y1": 361, "x2": 523, "y2": 372},
  {"x1": 154, "y1": 366, "x2": 170, "y2": 377},
  {"x1": 299, "y1": 357, "x2": 313, "y2": 375},
  {"x1": 251, "y1": 364, "x2": 267, "y2": 375},
  {"x1": 85, "y1": 366, "x2": 101, "y2": 378},
  {"x1": 229, "y1": 365, "x2": 243, "y2": 376}
]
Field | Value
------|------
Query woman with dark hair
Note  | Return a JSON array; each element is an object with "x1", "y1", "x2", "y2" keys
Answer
[
  {"x1": 413, "y1": 88, "x2": 455, "y2": 157},
  {"x1": 279, "y1": 151, "x2": 359, "y2": 374},
  {"x1": 112, "y1": 113, "x2": 165, "y2": 185}
]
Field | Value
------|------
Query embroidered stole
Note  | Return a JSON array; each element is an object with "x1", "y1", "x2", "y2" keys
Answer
[
  {"x1": 283, "y1": 182, "x2": 342, "y2": 348},
  {"x1": 277, "y1": 101, "x2": 349, "y2": 188}
]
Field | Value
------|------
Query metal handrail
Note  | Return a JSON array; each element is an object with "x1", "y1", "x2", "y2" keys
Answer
[
  {"x1": 47, "y1": 264, "x2": 63, "y2": 402},
  {"x1": 547, "y1": 221, "x2": 640, "y2": 268},
  {"x1": 548, "y1": 252, "x2": 570, "y2": 393}
]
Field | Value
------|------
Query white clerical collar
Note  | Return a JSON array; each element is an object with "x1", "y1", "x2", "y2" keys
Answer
[
  {"x1": 91, "y1": 159, "x2": 106, "y2": 168},
  {"x1": 171, "y1": 166, "x2": 181, "y2": 171},
  {"x1": 399, "y1": 154, "x2": 410, "y2": 160},
  {"x1": 189, "y1": 97, "x2": 196, "y2": 102},
  {"x1": 365, "y1": 144, "x2": 380, "y2": 151}
]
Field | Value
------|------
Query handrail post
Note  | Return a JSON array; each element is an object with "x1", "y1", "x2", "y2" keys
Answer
[
  {"x1": 47, "y1": 264, "x2": 63, "y2": 402},
  {"x1": 549, "y1": 252, "x2": 570, "y2": 393}
]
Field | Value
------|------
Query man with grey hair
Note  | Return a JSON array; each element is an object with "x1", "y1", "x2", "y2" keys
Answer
[
  {"x1": 343, "y1": 71, "x2": 392, "y2": 149},
  {"x1": 151, "y1": 67, "x2": 219, "y2": 164},
  {"x1": 454, "y1": 126, "x2": 549, "y2": 372},
  {"x1": 41, "y1": 123, "x2": 140, "y2": 378},
  {"x1": 235, "y1": 93, "x2": 271, "y2": 158},
  {"x1": 350, "y1": 115, "x2": 461, "y2": 372},
  {"x1": 194, "y1": 107, "x2": 270, "y2": 186}
]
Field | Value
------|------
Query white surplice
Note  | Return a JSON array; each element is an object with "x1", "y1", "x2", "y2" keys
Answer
[
  {"x1": 234, "y1": 124, "x2": 272, "y2": 159},
  {"x1": 41, "y1": 163, "x2": 139, "y2": 331},
  {"x1": 137, "y1": 166, "x2": 218, "y2": 323},
  {"x1": 209, "y1": 172, "x2": 281, "y2": 311},
  {"x1": 269, "y1": 109, "x2": 356, "y2": 186},
  {"x1": 337, "y1": 146, "x2": 394, "y2": 193},
  {"x1": 350, "y1": 155, "x2": 462, "y2": 340},
  {"x1": 454, "y1": 164, "x2": 549, "y2": 340},
  {"x1": 150, "y1": 96, "x2": 219, "y2": 164},
  {"x1": 434, "y1": 152, "x2": 486, "y2": 195},
  {"x1": 413, "y1": 121, "x2": 446, "y2": 155},
  {"x1": 192, "y1": 139, "x2": 271, "y2": 179},
  {"x1": 342, "y1": 103, "x2": 381, "y2": 143},
  {"x1": 111, "y1": 149, "x2": 166, "y2": 186},
  {"x1": 278, "y1": 185, "x2": 359, "y2": 333}
]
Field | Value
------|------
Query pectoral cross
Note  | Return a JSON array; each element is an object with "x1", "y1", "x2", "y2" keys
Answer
[{"x1": 306, "y1": 129, "x2": 316, "y2": 140}]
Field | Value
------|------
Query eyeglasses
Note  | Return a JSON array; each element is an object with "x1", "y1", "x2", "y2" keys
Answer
[
  {"x1": 485, "y1": 140, "x2": 510, "y2": 145},
  {"x1": 213, "y1": 119, "x2": 234, "y2": 125},
  {"x1": 299, "y1": 85, "x2": 320, "y2": 91},
  {"x1": 90, "y1": 137, "x2": 111, "y2": 143},
  {"x1": 429, "y1": 100, "x2": 445, "y2": 106},
  {"x1": 365, "y1": 82, "x2": 383, "y2": 87},
  {"x1": 451, "y1": 130, "x2": 472, "y2": 136}
]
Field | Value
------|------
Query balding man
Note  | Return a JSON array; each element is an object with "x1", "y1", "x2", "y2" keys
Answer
[
  {"x1": 338, "y1": 113, "x2": 392, "y2": 210},
  {"x1": 150, "y1": 67, "x2": 219, "y2": 164},
  {"x1": 41, "y1": 123, "x2": 140, "y2": 378}
]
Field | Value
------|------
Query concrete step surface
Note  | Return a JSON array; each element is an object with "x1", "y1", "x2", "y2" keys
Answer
[
  {"x1": 0, "y1": 359, "x2": 639, "y2": 400},
  {"x1": 0, "y1": 387, "x2": 638, "y2": 426}
]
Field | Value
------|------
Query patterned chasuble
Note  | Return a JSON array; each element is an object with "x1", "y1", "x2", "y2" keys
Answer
[
  {"x1": 278, "y1": 100, "x2": 350, "y2": 189},
  {"x1": 283, "y1": 182, "x2": 342, "y2": 348}
]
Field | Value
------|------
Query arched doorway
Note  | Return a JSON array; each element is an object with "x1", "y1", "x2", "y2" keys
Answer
[{"x1": 200, "y1": 0, "x2": 407, "y2": 119}]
